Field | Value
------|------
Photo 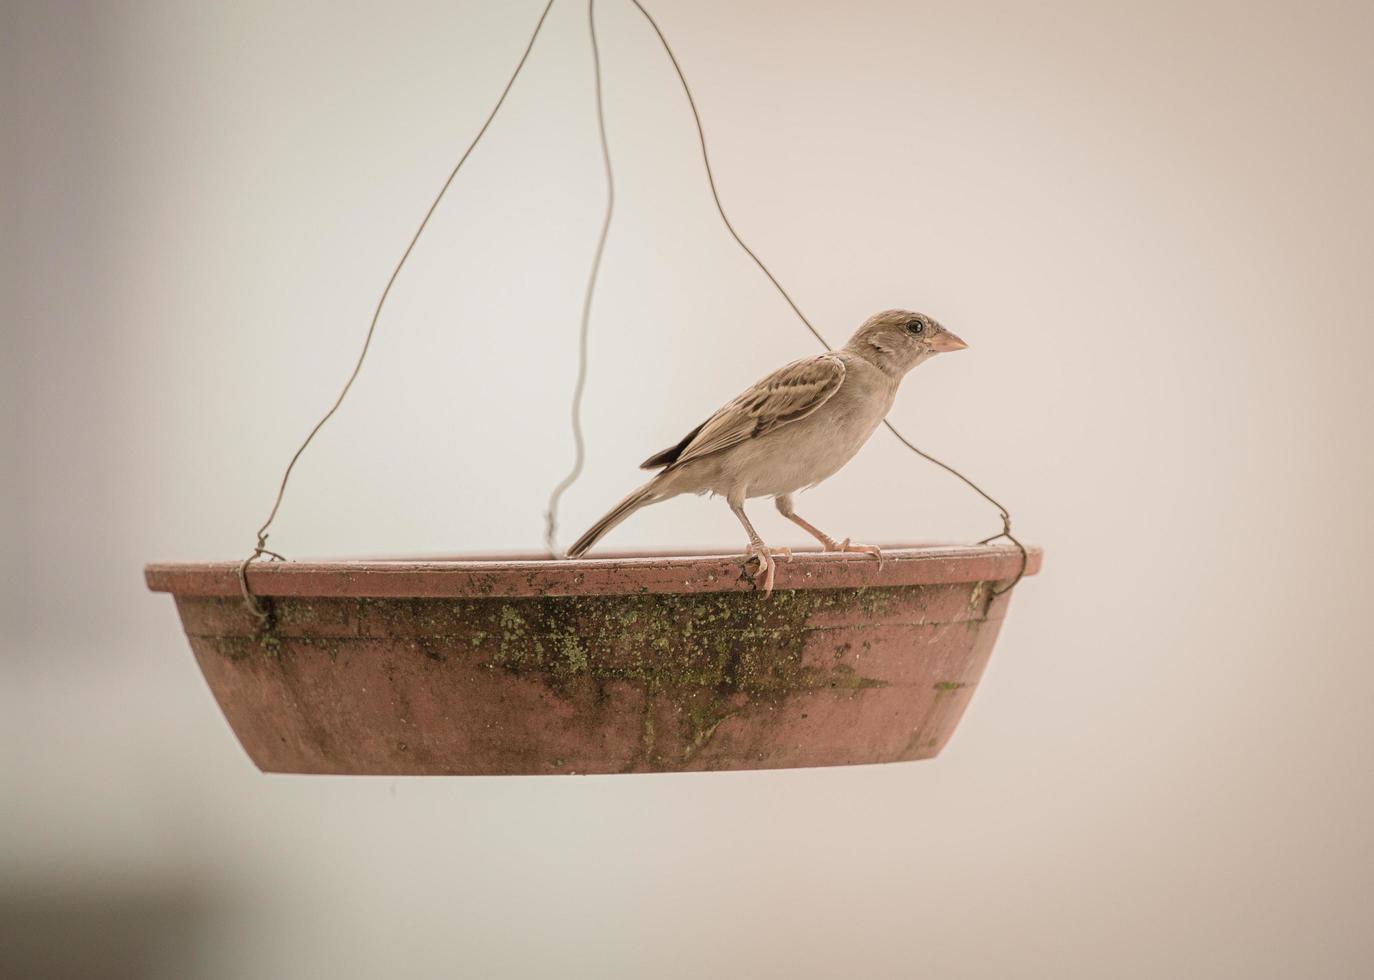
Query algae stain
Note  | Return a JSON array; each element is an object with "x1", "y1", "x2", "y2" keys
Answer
[
  {"x1": 933, "y1": 680, "x2": 969, "y2": 701},
  {"x1": 259, "y1": 631, "x2": 282, "y2": 659},
  {"x1": 230, "y1": 589, "x2": 909, "y2": 760},
  {"x1": 499, "y1": 605, "x2": 527, "y2": 633},
  {"x1": 642, "y1": 704, "x2": 656, "y2": 759},
  {"x1": 558, "y1": 634, "x2": 588, "y2": 675}
]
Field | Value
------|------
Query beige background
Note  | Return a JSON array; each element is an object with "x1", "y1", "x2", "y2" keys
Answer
[{"x1": 4, "y1": 0, "x2": 1373, "y2": 976}]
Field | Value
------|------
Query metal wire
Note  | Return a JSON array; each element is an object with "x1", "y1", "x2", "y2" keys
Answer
[
  {"x1": 624, "y1": 0, "x2": 1027, "y2": 594},
  {"x1": 237, "y1": 0, "x2": 559, "y2": 620},
  {"x1": 543, "y1": 0, "x2": 616, "y2": 556}
]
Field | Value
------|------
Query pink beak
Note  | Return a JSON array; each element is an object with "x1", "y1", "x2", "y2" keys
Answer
[{"x1": 929, "y1": 329, "x2": 968, "y2": 353}]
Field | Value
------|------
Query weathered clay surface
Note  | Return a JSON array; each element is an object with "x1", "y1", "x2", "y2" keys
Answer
[{"x1": 146, "y1": 545, "x2": 1039, "y2": 775}]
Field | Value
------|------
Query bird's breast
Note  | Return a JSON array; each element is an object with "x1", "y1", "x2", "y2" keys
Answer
[{"x1": 724, "y1": 367, "x2": 896, "y2": 498}]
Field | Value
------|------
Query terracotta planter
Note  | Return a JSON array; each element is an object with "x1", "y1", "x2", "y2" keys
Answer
[{"x1": 145, "y1": 544, "x2": 1039, "y2": 775}]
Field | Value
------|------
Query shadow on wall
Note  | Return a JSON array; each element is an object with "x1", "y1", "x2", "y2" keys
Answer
[{"x1": 0, "y1": 881, "x2": 232, "y2": 980}]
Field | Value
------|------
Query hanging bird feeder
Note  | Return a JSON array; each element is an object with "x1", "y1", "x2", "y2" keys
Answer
[
  {"x1": 147, "y1": 547, "x2": 1037, "y2": 775},
  {"x1": 146, "y1": 0, "x2": 1041, "y2": 775}
]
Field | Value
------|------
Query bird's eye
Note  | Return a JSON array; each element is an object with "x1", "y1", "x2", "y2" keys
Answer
[{"x1": 906, "y1": 319, "x2": 925, "y2": 335}]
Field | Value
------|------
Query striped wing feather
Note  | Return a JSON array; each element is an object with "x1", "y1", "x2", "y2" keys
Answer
[{"x1": 640, "y1": 354, "x2": 846, "y2": 470}]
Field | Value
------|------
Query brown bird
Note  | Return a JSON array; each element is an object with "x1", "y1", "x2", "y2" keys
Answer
[{"x1": 566, "y1": 309, "x2": 968, "y2": 593}]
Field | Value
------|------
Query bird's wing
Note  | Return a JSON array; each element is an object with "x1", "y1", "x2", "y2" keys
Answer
[{"x1": 648, "y1": 353, "x2": 846, "y2": 470}]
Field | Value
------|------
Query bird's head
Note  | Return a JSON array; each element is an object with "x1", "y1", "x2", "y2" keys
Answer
[{"x1": 844, "y1": 309, "x2": 967, "y2": 375}]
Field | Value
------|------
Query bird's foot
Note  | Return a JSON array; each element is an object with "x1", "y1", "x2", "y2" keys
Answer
[
  {"x1": 744, "y1": 543, "x2": 777, "y2": 596},
  {"x1": 774, "y1": 546, "x2": 793, "y2": 563},
  {"x1": 827, "y1": 538, "x2": 885, "y2": 570}
]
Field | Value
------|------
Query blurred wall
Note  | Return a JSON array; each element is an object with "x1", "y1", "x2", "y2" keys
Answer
[{"x1": 3, "y1": 1, "x2": 1373, "y2": 977}]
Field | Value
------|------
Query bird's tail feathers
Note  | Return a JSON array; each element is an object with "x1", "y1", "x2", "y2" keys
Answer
[{"x1": 565, "y1": 481, "x2": 665, "y2": 558}]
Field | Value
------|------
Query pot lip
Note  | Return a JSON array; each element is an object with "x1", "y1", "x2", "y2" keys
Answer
[{"x1": 145, "y1": 542, "x2": 1041, "y2": 599}]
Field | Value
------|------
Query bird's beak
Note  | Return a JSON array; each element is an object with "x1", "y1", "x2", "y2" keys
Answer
[{"x1": 929, "y1": 329, "x2": 968, "y2": 353}]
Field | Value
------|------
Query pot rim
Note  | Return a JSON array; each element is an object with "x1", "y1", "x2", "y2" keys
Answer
[{"x1": 145, "y1": 543, "x2": 1041, "y2": 599}]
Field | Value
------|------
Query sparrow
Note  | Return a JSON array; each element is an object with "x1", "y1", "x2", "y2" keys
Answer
[{"x1": 566, "y1": 309, "x2": 968, "y2": 593}]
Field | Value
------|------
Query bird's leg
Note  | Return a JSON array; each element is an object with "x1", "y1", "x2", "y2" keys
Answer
[
  {"x1": 775, "y1": 494, "x2": 884, "y2": 569},
  {"x1": 775, "y1": 494, "x2": 840, "y2": 549},
  {"x1": 729, "y1": 501, "x2": 776, "y2": 596}
]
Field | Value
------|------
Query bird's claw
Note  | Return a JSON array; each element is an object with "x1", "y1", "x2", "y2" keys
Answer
[
  {"x1": 835, "y1": 538, "x2": 884, "y2": 571},
  {"x1": 744, "y1": 544, "x2": 777, "y2": 596}
]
